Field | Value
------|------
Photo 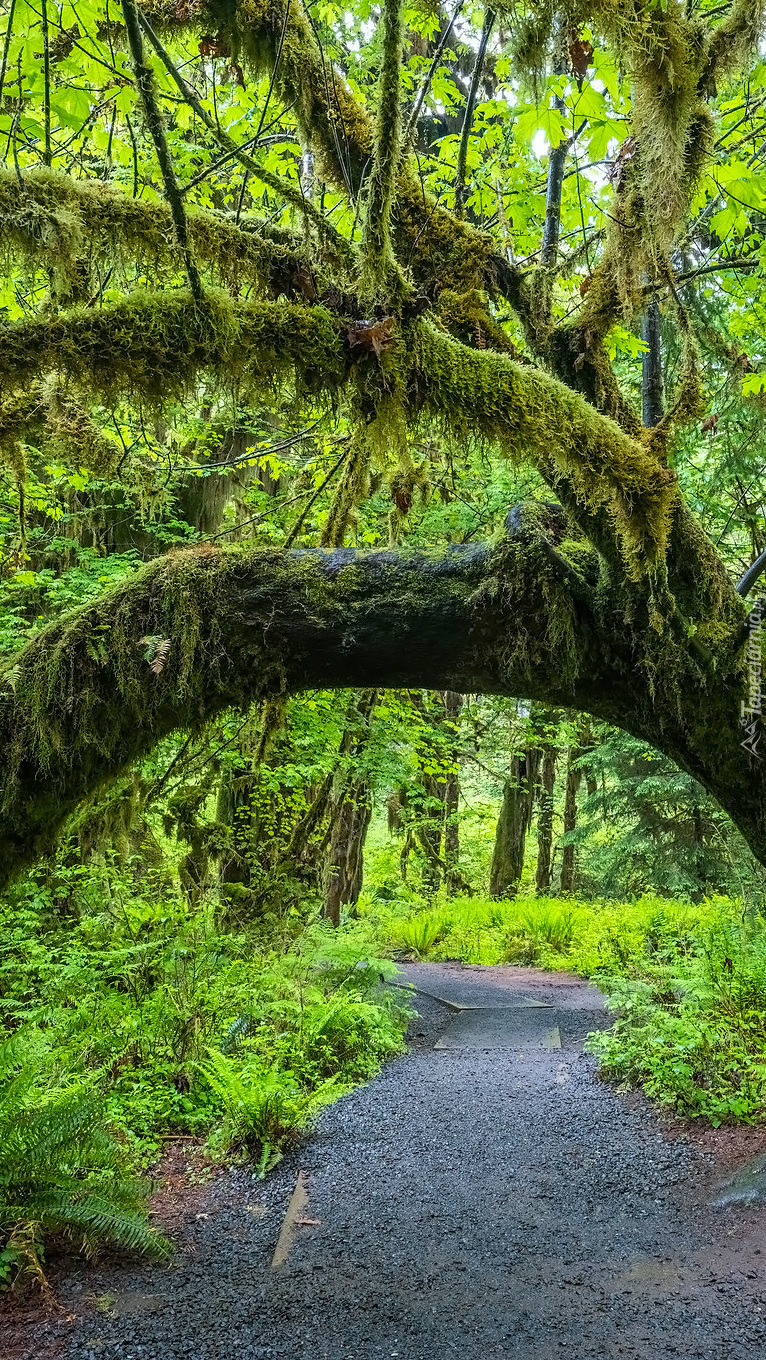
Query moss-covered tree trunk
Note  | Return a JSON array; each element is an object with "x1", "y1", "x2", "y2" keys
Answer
[
  {"x1": 559, "y1": 740, "x2": 583, "y2": 894},
  {"x1": 489, "y1": 749, "x2": 539, "y2": 898},
  {"x1": 322, "y1": 690, "x2": 378, "y2": 924},
  {"x1": 323, "y1": 778, "x2": 373, "y2": 926},
  {"x1": 443, "y1": 692, "x2": 464, "y2": 894},
  {"x1": 0, "y1": 507, "x2": 763, "y2": 889},
  {"x1": 535, "y1": 738, "x2": 558, "y2": 894}
]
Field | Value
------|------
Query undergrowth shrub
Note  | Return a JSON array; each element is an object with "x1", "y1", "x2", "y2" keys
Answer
[
  {"x1": 588, "y1": 914, "x2": 766, "y2": 1124},
  {"x1": 0, "y1": 874, "x2": 412, "y2": 1178},
  {"x1": 0, "y1": 1031, "x2": 167, "y2": 1289},
  {"x1": 202, "y1": 1050, "x2": 337, "y2": 1177}
]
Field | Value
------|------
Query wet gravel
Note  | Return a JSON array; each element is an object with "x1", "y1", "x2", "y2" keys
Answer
[{"x1": 27, "y1": 964, "x2": 766, "y2": 1360}]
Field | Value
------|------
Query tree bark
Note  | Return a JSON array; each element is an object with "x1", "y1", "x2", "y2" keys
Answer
[
  {"x1": 559, "y1": 741, "x2": 583, "y2": 894},
  {"x1": 443, "y1": 691, "x2": 463, "y2": 893},
  {"x1": 322, "y1": 690, "x2": 378, "y2": 924},
  {"x1": 642, "y1": 296, "x2": 664, "y2": 428},
  {"x1": 535, "y1": 738, "x2": 558, "y2": 894},
  {"x1": 489, "y1": 748, "x2": 539, "y2": 897},
  {"x1": 0, "y1": 508, "x2": 760, "y2": 888}
]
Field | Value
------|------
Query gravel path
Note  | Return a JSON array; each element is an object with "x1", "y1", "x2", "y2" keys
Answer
[{"x1": 23, "y1": 964, "x2": 766, "y2": 1360}]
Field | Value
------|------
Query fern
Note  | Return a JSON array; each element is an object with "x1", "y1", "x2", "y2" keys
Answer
[
  {"x1": 202, "y1": 1048, "x2": 335, "y2": 1175},
  {"x1": 0, "y1": 1032, "x2": 169, "y2": 1287}
]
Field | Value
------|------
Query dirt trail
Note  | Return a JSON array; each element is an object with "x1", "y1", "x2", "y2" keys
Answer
[{"x1": 12, "y1": 963, "x2": 766, "y2": 1360}]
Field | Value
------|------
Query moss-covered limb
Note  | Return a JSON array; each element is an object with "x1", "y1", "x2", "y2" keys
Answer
[
  {"x1": 0, "y1": 539, "x2": 491, "y2": 882},
  {"x1": 1, "y1": 519, "x2": 764, "y2": 885},
  {"x1": 121, "y1": 0, "x2": 205, "y2": 307},
  {"x1": 361, "y1": 0, "x2": 405, "y2": 303},
  {"x1": 411, "y1": 319, "x2": 679, "y2": 573},
  {"x1": 703, "y1": 0, "x2": 766, "y2": 88},
  {"x1": 0, "y1": 168, "x2": 338, "y2": 297},
  {"x1": 0, "y1": 290, "x2": 346, "y2": 404}
]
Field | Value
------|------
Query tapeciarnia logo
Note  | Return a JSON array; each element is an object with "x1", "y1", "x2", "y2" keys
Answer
[{"x1": 741, "y1": 597, "x2": 765, "y2": 758}]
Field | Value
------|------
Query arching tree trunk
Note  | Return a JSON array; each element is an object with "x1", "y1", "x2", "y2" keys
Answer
[{"x1": 0, "y1": 511, "x2": 761, "y2": 890}]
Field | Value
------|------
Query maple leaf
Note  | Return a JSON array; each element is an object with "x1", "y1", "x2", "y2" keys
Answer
[{"x1": 198, "y1": 32, "x2": 230, "y2": 57}]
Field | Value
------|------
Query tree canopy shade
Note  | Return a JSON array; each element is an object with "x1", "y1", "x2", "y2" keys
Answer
[{"x1": 2, "y1": 0, "x2": 766, "y2": 883}]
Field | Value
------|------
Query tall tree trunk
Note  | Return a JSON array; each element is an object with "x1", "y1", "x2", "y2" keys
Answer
[
  {"x1": 559, "y1": 741, "x2": 582, "y2": 894},
  {"x1": 323, "y1": 777, "x2": 373, "y2": 926},
  {"x1": 322, "y1": 690, "x2": 378, "y2": 924},
  {"x1": 489, "y1": 748, "x2": 540, "y2": 897},
  {"x1": 641, "y1": 296, "x2": 664, "y2": 428},
  {"x1": 535, "y1": 740, "x2": 558, "y2": 894},
  {"x1": 444, "y1": 689, "x2": 463, "y2": 893}
]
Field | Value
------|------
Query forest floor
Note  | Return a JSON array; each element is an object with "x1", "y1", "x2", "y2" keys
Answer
[{"x1": 7, "y1": 962, "x2": 766, "y2": 1360}]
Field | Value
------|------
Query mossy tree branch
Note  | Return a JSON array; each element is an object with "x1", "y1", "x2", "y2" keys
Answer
[
  {"x1": 361, "y1": 0, "x2": 405, "y2": 302},
  {"x1": 0, "y1": 291, "x2": 347, "y2": 405},
  {"x1": 0, "y1": 168, "x2": 339, "y2": 298}
]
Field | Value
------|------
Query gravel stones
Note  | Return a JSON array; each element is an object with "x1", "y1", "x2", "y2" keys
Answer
[{"x1": 28, "y1": 964, "x2": 766, "y2": 1360}]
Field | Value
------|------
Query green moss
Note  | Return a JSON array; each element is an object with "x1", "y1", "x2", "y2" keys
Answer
[
  {"x1": 0, "y1": 289, "x2": 346, "y2": 406},
  {"x1": 412, "y1": 319, "x2": 679, "y2": 575},
  {"x1": 360, "y1": 0, "x2": 405, "y2": 305},
  {"x1": 0, "y1": 169, "x2": 330, "y2": 298},
  {"x1": 435, "y1": 289, "x2": 518, "y2": 355}
]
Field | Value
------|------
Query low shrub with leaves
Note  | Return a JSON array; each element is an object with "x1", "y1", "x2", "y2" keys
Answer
[
  {"x1": 0, "y1": 869, "x2": 411, "y2": 1210},
  {"x1": 0, "y1": 1032, "x2": 167, "y2": 1288},
  {"x1": 588, "y1": 916, "x2": 766, "y2": 1124}
]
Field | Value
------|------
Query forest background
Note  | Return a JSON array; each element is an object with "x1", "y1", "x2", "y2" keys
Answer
[{"x1": 3, "y1": 0, "x2": 766, "y2": 1291}]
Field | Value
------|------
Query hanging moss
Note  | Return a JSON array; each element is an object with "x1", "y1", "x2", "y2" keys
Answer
[
  {"x1": 411, "y1": 318, "x2": 679, "y2": 575},
  {"x1": 0, "y1": 169, "x2": 333, "y2": 300}
]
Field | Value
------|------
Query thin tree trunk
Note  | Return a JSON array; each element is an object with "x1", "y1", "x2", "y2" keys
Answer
[
  {"x1": 443, "y1": 690, "x2": 463, "y2": 893},
  {"x1": 642, "y1": 295, "x2": 664, "y2": 428},
  {"x1": 559, "y1": 742, "x2": 582, "y2": 893},
  {"x1": 535, "y1": 741, "x2": 558, "y2": 893}
]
